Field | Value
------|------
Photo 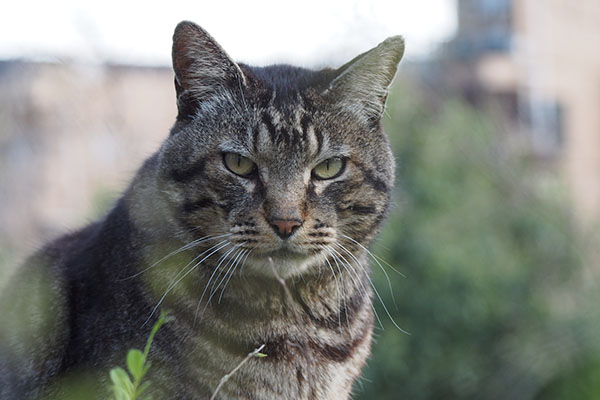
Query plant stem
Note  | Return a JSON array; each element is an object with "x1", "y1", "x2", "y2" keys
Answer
[{"x1": 210, "y1": 344, "x2": 266, "y2": 400}]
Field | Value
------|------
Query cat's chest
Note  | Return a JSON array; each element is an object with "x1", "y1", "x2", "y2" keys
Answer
[
  {"x1": 184, "y1": 335, "x2": 367, "y2": 399},
  {"x1": 161, "y1": 316, "x2": 373, "y2": 400}
]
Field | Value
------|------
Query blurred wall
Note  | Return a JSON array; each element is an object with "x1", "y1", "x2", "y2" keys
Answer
[
  {"x1": 515, "y1": 0, "x2": 600, "y2": 225},
  {"x1": 0, "y1": 62, "x2": 176, "y2": 275},
  {"x1": 466, "y1": 0, "x2": 600, "y2": 225}
]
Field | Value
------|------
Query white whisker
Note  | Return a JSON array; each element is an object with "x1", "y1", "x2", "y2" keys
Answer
[
  {"x1": 210, "y1": 247, "x2": 247, "y2": 301},
  {"x1": 212, "y1": 249, "x2": 244, "y2": 298},
  {"x1": 121, "y1": 233, "x2": 232, "y2": 281},
  {"x1": 329, "y1": 245, "x2": 385, "y2": 330},
  {"x1": 326, "y1": 248, "x2": 350, "y2": 329},
  {"x1": 340, "y1": 236, "x2": 400, "y2": 309},
  {"x1": 217, "y1": 248, "x2": 250, "y2": 304},
  {"x1": 143, "y1": 240, "x2": 231, "y2": 327},
  {"x1": 193, "y1": 243, "x2": 245, "y2": 324},
  {"x1": 342, "y1": 234, "x2": 406, "y2": 276},
  {"x1": 321, "y1": 248, "x2": 343, "y2": 332},
  {"x1": 237, "y1": 248, "x2": 254, "y2": 275},
  {"x1": 334, "y1": 241, "x2": 409, "y2": 335}
]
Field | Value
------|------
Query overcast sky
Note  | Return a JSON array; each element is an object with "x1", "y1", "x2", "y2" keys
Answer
[{"x1": 0, "y1": 0, "x2": 456, "y2": 67}]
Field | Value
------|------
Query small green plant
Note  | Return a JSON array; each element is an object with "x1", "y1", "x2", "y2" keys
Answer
[{"x1": 109, "y1": 311, "x2": 171, "y2": 400}]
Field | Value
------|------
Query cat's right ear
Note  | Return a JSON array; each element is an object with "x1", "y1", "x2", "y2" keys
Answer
[{"x1": 172, "y1": 21, "x2": 247, "y2": 121}]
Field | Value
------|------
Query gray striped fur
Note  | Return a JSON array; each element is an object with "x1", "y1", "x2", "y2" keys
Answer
[{"x1": 0, "y1": 21, "x2": 404, "y2": 399}]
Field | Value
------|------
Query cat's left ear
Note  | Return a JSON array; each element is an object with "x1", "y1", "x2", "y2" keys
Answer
[
  {"x1": 323, "y1": 36, "x2": 405, "y2": 128},
  {"x1": 172, "y1": 21, "x2": 247, "y2": 120}
]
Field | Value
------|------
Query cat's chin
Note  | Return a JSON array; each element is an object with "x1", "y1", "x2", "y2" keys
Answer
[{"x1": 243, "y1": 249, "x2": 320, "y2": 279}]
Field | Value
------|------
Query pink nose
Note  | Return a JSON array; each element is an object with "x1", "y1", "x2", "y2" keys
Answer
[{"x1": 270, "y1": 219, "x2": 302, "y2": 239}]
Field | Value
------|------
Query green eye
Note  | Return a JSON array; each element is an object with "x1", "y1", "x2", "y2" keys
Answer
[
  {"x1": 223, "y1": 153, "x2": 256, "y2": 177},
  {"x1": 312, "y1": 157, "x2": 345, "y2": 180}
]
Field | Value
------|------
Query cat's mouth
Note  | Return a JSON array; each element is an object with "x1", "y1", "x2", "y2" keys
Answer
[
  {"x1": 248, "y1": 239, "x2": 311, "y2": 259},
  {"x1": 264, "y1": 247, "x2": 306, "y2": 261},
  {"x1": 243, "y1": 244, "x2": 319, "y2": 278}
]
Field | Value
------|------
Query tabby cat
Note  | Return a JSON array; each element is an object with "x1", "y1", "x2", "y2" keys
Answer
[{"x1": 0, "y1": 21, "x2": 404, "y2": 399}]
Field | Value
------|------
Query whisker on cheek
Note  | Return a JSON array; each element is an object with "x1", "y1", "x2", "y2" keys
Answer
[
  {"x1": 144, "y1": 239, "x2": 232, "y2": 327},
  {"x1": 120, "y1": 233, "x2": 232, "y2": 281},
  {"x1": 193, "y1": 242, "x2": 246, "y2": 324}
]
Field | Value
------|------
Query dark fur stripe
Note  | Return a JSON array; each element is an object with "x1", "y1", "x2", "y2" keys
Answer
[
  {"x1": 358, "y1": 166, "x2": 389, "y2": 193},
  {"x1": 367, "y1": 212, "x2": 387, "y2": 233},
  {"x1": 309, "y1": 324, "x2": 370, "y2": 363},
  {"x1": 276, "y1": 126, "x2": 289, "y2": 146},
  {"x1": 292, "y1": 128, "x2": 302, "y2": 149},
  {"x1": 290, "y1": 286, "x2": 365, "y2": 332},
  {"x1": 338, "y1": 204, "x2": 377, "y2": 215},
  {"x1": 300, "y1": 114, "x2": 311, "y2": 136},
  {"x1": 261, "y1": 112, "x2": 277, "y2": 143},
  {"x1": 316, "y1": 291, "x2": 365, "y2": 331},
  {"x1": 170, "y1": 157, "x2": 206, "y2": 183},
  {"x1": 182, "y1": 198, "x2": 215, "y2": 213},
  {"x1": 300, "y1": 114, "x2": 310, "y2": 151},
  {"x1": 215, "y1": 199, "x2": 235, "y2": 214},
  {"x1": 261, "y1": 325, "x2": 370, "y2": 364},
  {"x1": 252, "y1": 126, "x2": 260, "y2": 153},
  {"x1": 308, "y1": 232, "x2": 330, "y2": 237}
]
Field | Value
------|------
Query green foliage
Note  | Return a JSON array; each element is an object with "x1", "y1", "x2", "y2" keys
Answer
[
  {"x1": 537, "y1": 356, "x2": 600, "y2": 399},
  {"x1": 109, "y1": 311, "x2": 172, "y2": 400},
  {"x1": 355, "y1": 80, "x2": 591, "y2": 399}
]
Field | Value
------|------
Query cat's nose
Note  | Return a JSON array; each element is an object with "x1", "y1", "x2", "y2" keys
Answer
[{"x1": 269, "y1": 218, "x2": 303, "y2": 239}]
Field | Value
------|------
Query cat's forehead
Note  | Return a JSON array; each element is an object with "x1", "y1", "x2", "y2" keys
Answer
[
  {"x1": 219, "y1": 98, "x2": 347, "y2": 168},
  {"x1": 242, "y1": 64, "x2": 330, "y2": 99},
  {"x1": 254, "y1": 101, "x2": 331, "y2": 159},
  {"x1": 190, "y1": 63, "x2": 367, "y2": 168}
]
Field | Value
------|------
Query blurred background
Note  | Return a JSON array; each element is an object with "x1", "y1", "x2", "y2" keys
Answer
[{"x1": 1, "y1": 0, "x2": 599, "y2": 398}]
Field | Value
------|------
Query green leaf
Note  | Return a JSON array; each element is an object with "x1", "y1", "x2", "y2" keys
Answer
[
  {"x1": 137, "y1": 380, "x2": 152, "y2": 397},
  {"x1": 143, "y1": 311, "x2": 171, "y2": 358},
  {"x1": 255, "y1": 352, "x2": 267, "y2": 358},
  {"x1": 107, "y1": 312, "x2": 172, "y2": 399},
  {"x1": 113, "y1": 386, "x2": 131, "y2": 400},
  {"x1": 126, "y1": 349, "x2": 145, "y2": 380},
  {"x1": 110, "y1": 367, "x2": 134, "y2": 394}
]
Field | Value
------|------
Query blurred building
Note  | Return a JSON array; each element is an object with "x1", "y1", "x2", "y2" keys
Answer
[
  {"x1": 445, "y1": 0, "x2": 600, "y2": 225},
  {"x1": 0, "y1": 61, "x2": 175, "y2": 273}
]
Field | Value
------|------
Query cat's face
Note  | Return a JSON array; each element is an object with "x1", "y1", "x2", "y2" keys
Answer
[{"x1": 156, "y1": 22, "x2": 403, "y2": 278}]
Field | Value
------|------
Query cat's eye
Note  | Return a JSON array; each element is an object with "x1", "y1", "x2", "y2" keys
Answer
[
  {"x1": 312, "y1": 157, "x2": 345, "y2": 180},
  {"x1": 223, "y1": 153, "x2": 256, "y2": 177}
]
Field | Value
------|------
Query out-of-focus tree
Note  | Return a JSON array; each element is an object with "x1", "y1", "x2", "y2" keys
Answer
[{"x1": 356, "y1": 78, "x2": 597, "y2": 399}]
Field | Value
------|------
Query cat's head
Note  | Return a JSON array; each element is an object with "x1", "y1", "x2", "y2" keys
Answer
[{"x1": 156, "y1": 21, "x2": 404, "y2": 278}]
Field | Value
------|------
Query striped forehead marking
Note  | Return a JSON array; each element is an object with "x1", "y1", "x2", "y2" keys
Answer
[{"x1": 252, "y1": 108, "x2": 323, "y2": 157}]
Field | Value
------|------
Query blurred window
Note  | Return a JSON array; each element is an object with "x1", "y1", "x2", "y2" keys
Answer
[
  {"x1": 521, "y1": 96, "x2": 564, "y2": 154},
  {"x1": 485, "y1": 26, "x2": 511, "y2": 51},
  {"x1": 480, "y1": 0, "x2": 511, "y2": 15}
]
